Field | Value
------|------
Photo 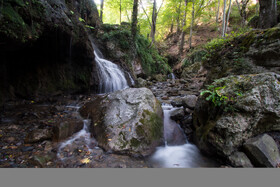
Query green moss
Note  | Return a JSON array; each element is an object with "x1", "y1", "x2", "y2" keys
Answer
[
  {"x1": 139, "y1": 110, "x2": 163, "y2": 142},
  {"x1": 130, "y1": 138, "x2": 141, "y2": 148},
  {"x1": 264, "y1": 27, "x2": 280, "y2": 41},
  {"x1": 0, "y1": 0, "x2": 45, "y2": 42}
]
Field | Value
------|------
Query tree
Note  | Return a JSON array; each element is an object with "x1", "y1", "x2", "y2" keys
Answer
[
  {"x1": 131, "y1": 0, "x2": 139, "y2": 42},
  {"x1": 216, "y1": 0, "x2": 221, "y2": 23},
  {"x1": 120, "y1": 0, "x2": 122, "y2": 24},
  {"x1": 222, "y1": 0, "x2": 227, "y2": 37},
  {"x1": 259, "y1": 0, "x2": 278, "y2": 28},
  {"x1": 179, "y1": 0, "x2": 188, "y2": 55},
  {"x1": 100, "y1": 0, "x2": 105, "y2": 22},
  {"x1": 235, "y1": 0, "x2": 250, "y2": 26},
  {"x1": 224, "y1": 0, "x2": 232, "y2": 36},
  {"x1": 189, "y1": 0, "x2": 195, "y2": 49},
  {"x1": 140, "y1": 0, "x2": 164, "y2": 45}
]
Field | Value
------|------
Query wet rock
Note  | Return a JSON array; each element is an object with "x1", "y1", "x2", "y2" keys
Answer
[
  {"x1": 170, "y1": 108, "x2": 185, "y2": 121},
  {"x1": 228, "y1": 152, "x2": 253, "y2": 168},
  {"x1": 244, "y1": 134, "x2": 280, "y2": 167},
  {"x1": 171, "y1": 95, "x2": 197, "y2": 109},
  {"x1": 32, "y1": 154, "x2": 55, "y2": 168},
  {"x1": 53, "y1": 119, "x2": 84, "y2": 142},
  {"x1": 24, "y1": 129, "x2": 53, "y2": 143},
  {"x1": 194, "y1": 73, "x2": 280, "y2": 158},
  {"x1": 153, "y1": 74, "x2": 166, "y2": 82},
  {"x1": 21, "y1": 146, "x2": 34, "y2": 152},
  {"x1": 80, "y1": 88, "x2": 163, "y2": 157},
  {"x1": 137, "y1": 78, "x2": 147, "y2": 87},
  {"x1": 183, "y1": 95, "x2": 197, "y2": 109},
  {"x1": 171, "y1": 98, "x2": 184, "y2": 107}
]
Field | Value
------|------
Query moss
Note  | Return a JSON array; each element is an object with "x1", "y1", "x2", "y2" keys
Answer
[
  {"x1": 139, "y1": 110, "x2": 163, "y2": 142},
  {"x1": 0, "y1": 0, "x2": 45, "y2": 42},
  {"x1": 130, "y1": 138, "x2": 141, "y2": 148},
  {"x1": 263, "y1": 27, "x2": 280, "y2": 41}
]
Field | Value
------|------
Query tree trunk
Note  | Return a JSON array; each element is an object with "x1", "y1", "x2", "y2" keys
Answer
[
  {"x1": 222, "y1": 0, "x2": 227, "y2": 37},
  {"x1": 189, "y1": 1, "x2": 195, "y2": 49},
  {"x1": 176, "y1": 0, "x2": 183, "y2": 34},
  {"x1": 120, "y1": 0, "x2": 122, "y2": 24},
  {"x1": 216, "y1": 0, "x2": 221, "y2": 23},
  {"x1": 100, "y1": 0, "x2": 104, "y2": 23},
  {"x1": 179, "y1": 0, "x2": 188, "y2": 55},
  {"x1": 150, "y1": 0, "x2": 157, "y2": 45},
  {"x1": 224, "y1": 0, "x2": 232, "y2": 35},
  {"x1": 259, "y1": 0, "x2": 278, "y2": 28},
  {"x1": 131, "y1": 0, "x2": 139, "y2": 42}
]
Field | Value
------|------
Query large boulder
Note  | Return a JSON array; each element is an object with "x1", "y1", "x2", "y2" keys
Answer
[
  {"x1": 243, "y1": 134, "x2": 280, "y2": 167},
  {"x1": 79, "y1": 88, "x2": 164, "y2": 157},
  {"x1": 194, "y1": 73, "x2": 280, "y2": 158}
]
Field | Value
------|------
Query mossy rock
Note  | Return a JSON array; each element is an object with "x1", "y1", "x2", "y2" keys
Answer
[{"x1": 79, "y1": 88, "x2": 164, "y2": 157}]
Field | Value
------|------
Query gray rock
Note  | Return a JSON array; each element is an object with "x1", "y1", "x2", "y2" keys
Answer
[
  {"x1": 170, "y1": 108, "x2": 185, "y2": 121},
  {"x1": 136, "y1": 78, "x2": 147, "y2": 87},
  {"x1": 80, "y1": 88, "x2": 163, "y2": 157},
  {"x1": 171, "y1": 95, "x2": 198, "y2": 109},
  {"x1": 25, "y1": 129, "x2": 53, "y2": 143},
  {"x1": 194, "y1": 73, "x2": 280, "y2": 157},
  {"x1": 183, "y1": 95, "x2": 198, "y2": 109},
  {"x1": 229, "y1": 152, "x2": 253, "y2": 168},
  {"x1": 53, "y1": 119, "x2": 84, "y2": 141},
  {"x1": 244, "y1": 134, "x2": 280, "y2": 167}
]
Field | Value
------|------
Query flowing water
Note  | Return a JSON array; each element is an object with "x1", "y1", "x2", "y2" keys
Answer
[
  {"x1": 91, "y1": 40, "x2": 129, "y2": 93},
  {"x1": 56, "y1": 39, "x2": 216, "y2": 167},
  {"x1": 150, "y1": 103, "x2": 218, "y2": 168}
]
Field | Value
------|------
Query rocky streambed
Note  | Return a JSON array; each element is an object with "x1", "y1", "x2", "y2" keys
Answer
[{"x1": 0, "y1": 76, "x2": 215, "y2": 168}]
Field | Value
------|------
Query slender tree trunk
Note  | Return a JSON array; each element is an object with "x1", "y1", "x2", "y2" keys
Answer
[
  {"x1": 131, "y1": 0, "x2": 139, "y2": 42},
  {"x1": 179, "y1": 0, "x2": 188, "y2": 55},
  {"x1": 170, "y1": 21, "x2": 174, "y2": 33},
  {"x1": 120, "y1": 0, "x2": 122, "y2": 24},
  {"x1": 150, "y1": 0, "x2": 157, "y2": 45},
  {"x1": 100, "y1": 0, "x2": 104, "y2": 23},
  {"x1": 259, "y1": 0, "x2": 278, "y2": 28},
  {"x1": 222, "y1": 0, "x2": 227, "y2": 37},
  {"x1": 224, "y1": 0, "x2": 232, "y2": 35},
  {"x1": 176, "y1": 0, "x2": 183, "y2": 34},
  {"x1": 189, "y1": 1, "x2": 195, "y2": 49},
  {"x1": 216, "y1": 0, "x2": 221, "y2": 23}
]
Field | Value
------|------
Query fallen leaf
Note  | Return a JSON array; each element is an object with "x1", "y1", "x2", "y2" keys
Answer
[
  {"x1": 81, "y1": 158, "x2": 91, "y2": 164},
  {"x1": 108, "y1": 139, "x2": 112, "y2": 141}
]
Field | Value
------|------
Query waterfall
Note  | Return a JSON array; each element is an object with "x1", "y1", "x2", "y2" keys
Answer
[{"x1": 90, "y1": 40, "x2": 130, "y2": 93}]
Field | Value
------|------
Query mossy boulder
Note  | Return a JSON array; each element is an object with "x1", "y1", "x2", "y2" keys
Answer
[
  {"x1": 203, "y1": 27, "x2": 280, "y2": 85},
  {"x1": 193, "y1": 73, "x2": 280, "y2": 159},
  {"x1": 79, "y1": 88, "x2": 164, "y2": 157}
]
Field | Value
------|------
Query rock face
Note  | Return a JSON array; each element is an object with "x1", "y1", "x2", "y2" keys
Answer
[
  {"x1": 203, "y1": 27, "x2": 280, "y2": 85},
  {"x1": 79, "y1": 88, "x2": 164, "y2": 157},
  {"x1": 243, "y1": 134, "x2": 280, "y2": 167},
  {"x1": 194, "y1": 73, "x2": 280, "y2": 159},
  {"x1": 0, "y1": 0, "x2": 100, "y2": 105}
]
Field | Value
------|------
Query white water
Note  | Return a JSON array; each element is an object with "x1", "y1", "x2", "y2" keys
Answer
[
  {"x1": 151, "y1": 103, "x2": 217, "y2": 168},
  {"x1": 90, "y1": 40, "x2": 131, "y2": 93}
]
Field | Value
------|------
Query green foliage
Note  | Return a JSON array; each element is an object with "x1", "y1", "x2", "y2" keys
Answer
[
  {"x1": 201, "y1": 82, "x2": 243, "y2": 112},
  {"x1": 136, "y1": 34, "x2": 171, "y2": 75}
]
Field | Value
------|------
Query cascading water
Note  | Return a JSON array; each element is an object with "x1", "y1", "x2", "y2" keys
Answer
[
  {"x1": 90, "y1": 40, "x2": 129, "y2": 93},
  {"x1": 150, "y1": 103, "x2": 218, "y2": 168}
]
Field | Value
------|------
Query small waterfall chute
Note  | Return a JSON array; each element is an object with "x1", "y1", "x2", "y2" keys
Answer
[{"x1": 90, "y1": 39, "x2": 132, "y2": 93}]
